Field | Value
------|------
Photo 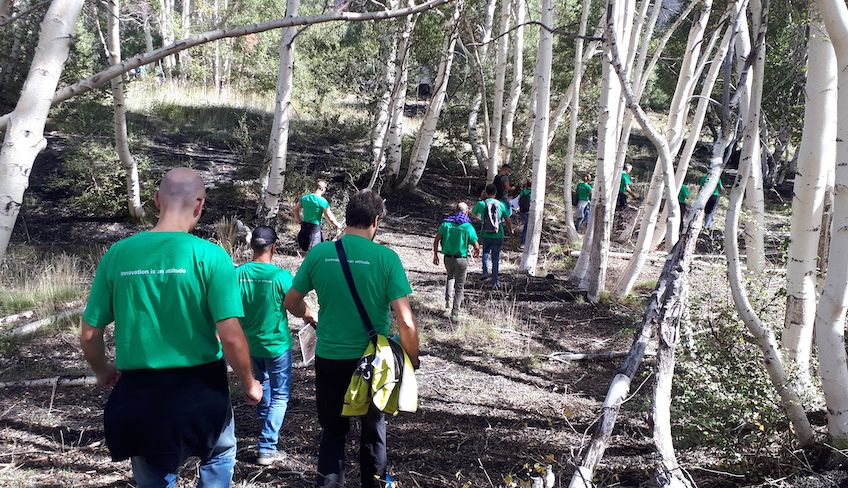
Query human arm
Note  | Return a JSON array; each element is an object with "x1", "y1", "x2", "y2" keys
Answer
[
  {"x1": 432, "y1": 233, "x2": 441, "y2": 266},
  {"x1": 292, "y1": 201, "x2": 302, "y2": 222},
  {"x1": 324, "y1": 207, "x2": 343, "y2": 229},
  {"x1": 390, "y1": 296, "x2": 420, "y2": 369},
  {"x1": 80, "y1": 321, "x2": 120, "y2": 387},
  {"x1": 216, "y1": 317, "x2": 262, "y2": 404},
  {"x1": 471, "y1": 242, "x2": 480, "y2": 258},
  {"x1": 284, "y1": 287, "x2": 317, "y2": 326}
]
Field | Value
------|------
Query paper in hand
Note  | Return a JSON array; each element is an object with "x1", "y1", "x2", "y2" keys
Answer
[{"x1": 298, "y1": 324, "x2": 317, "y2": 366}]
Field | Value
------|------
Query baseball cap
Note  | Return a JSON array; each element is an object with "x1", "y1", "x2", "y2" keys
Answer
[{"x1": 250, "y1": 225, "x2": 278, "y2": 248}]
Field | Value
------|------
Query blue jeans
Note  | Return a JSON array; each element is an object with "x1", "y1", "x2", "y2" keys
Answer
[
  {"x1": 131, "y1": 413, "x2": 236, "y2": 488},
  {"x1": 520, "y1": 212, "x2": 529, "y2": 245},
  {"x1": 481, "y1": 237, "x2": 504, "y2": 287},
  {"x1": 252, "y1": 349, "x2": 293, "y2": 455}
]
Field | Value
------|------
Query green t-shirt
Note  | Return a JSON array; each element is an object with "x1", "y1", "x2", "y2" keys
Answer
[
  {"x1": 699, "y1": 175, "x2": 724, "y2": 196},
  {"x1": 619, "y1": 172, "x2": 632, "y2": 194},
  {"x1": 576, "y1": 182, "x2": 592, "y2": 202},
  {"x1": 471, "y1": 198, "x2": 511, "y2": 239},
  {"x1": 678, "y1": 184, "x2": 689, "y2": 203},
  {"x1": 438, "y1": 222, "x2": 478, "y2": 257},
  {"x1": 83, "y1": 232, "x2": 244, "y2": 370},
  {"x1": 236, "y1": 262, "x2": 293, "y2": 358},
  {"x1": 291, "y1": 234, "x2": 413, "y2": 360},
  {"x1": 301, "y1": 193, "x2": 330, "y2": 225}
]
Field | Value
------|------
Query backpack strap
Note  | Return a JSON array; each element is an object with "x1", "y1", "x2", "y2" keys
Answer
[{"x1": 335, "y1": 240, "x2": 377, "y2": 342}]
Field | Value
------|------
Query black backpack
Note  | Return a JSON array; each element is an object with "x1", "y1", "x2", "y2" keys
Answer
[
  {"x1": 518, "y1": 192, "x2": 531, "y2": 213},
  {"x1": 482, "y1": 200, "x2": 501, "y2": 234},
  {"x1": 493, "y1": 175, "x2": 505, "y2": 199}
]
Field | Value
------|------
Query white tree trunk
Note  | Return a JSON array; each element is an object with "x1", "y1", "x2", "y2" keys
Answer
[
  {"x1": 519, "y1": 0, "x2": 554, "y2": 275},
  {"x1": 813, "y1": 0, "x2": 848, "y2": 444},
  {"x1": 488, "y1": 0, "x2": 512, "y2": 177},
  {"x1": 0, "y1": 0, "x2": 86, "y2": 264},
  {"x1": 107, "y1": 0, "x2": 145, "y2": 219},
  {"x1": 178, "y1": 0, "x2": 191, "y2": 79},
  {"x1": 158, "y1": 0, "x2": 176, "y2": 77},
  {"x1": 783, "y1": 8, "x2": 836, "y2": 396},
  {"x1": 259, "y1": 0, "x2": 301, "y2": 220},
  {"x1": 398, "y1": 0, "x2": 463, "y2": 190},
  {"x1": 468, "y1": 0, "x2": 497, "y2": 175},
  {"x1": 501, "y1": 0, "x2": 525, "y2": 166},
  {"x1": 585, "y1": 0, "x2": 632, "y2": 303},
  {"x1": 386, "y1": 12, "x2": 417, "y2": 179},
  {"x1": 724, "y1": 134, "x2": 815, "y2": 448},
  {"x1": 367, "y1": 3, "x2": 401, "y2": 190},
  {"x1": 740, "y1": 0, "x2": 767, "y2": 276},
  {"x1": 561, "y1": 0, "x2": 591, "y2": 243}
]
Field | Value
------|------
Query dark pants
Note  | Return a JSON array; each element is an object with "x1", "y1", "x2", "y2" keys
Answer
[
  {"x1": 298, "y1": 223, "x2": 323, "y2": 251},
  {"x1": 315, "y1": 357, "x2": 386, "y2": 488},
  {"x1": 617, "y1": 193, "x2": 627, "y2": 209}
]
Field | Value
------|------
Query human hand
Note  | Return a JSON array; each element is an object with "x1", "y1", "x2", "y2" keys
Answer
[
  {"x1": 410, "y1": 355, "x2": 420, "y2": 370},
  {"x1": 244, "y1": 379, "x2": 263, "y2": 405},
  {"x1": 472, "y1": 248, "x2": 480, "y2": 259},
  {"x1": 432, "y1": 254, "x2": 439, "y2": 266},
  {"x1": 95, "y1": 363, "x2": 121, "y2": 387},
  {"x1": 303, "y1": 308, "x2": 318, "y2": 327}
]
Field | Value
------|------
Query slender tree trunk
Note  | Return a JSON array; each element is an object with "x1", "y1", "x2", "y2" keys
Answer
[
  {"x1": 213, "y1": 0, "x2": 222, "y2": 93},
  {"x1": 366, "y1": 3, "x2": 401, "y2": 190},
  {"x1": 159, "y1": 0, "x2": 176, "y2": 77},
  {"x1": 398, "y1": 0, "x2": 463, "y2": 191},
  {"x1": 178, "y1": 0, "x2": 191, "y2": 80},
  {"x1": 501, "y1": 0, "x2": 525, "y2": 166},
  {"x1": 106, "y1": 0, "x2": 145, "y2": 219},
  {"x1": 783, "y1": 8, "x2": 836, "y2": 396},
  {"x1": 519, "y1": 0, "x2": 553, "y2": 275},
  {"x1": 386, "y1": 12, "x2": 417, "y2": 179},
  {"x1": 143, "y1": 4, "x2": 155, "y2": 55},
  {"x1": 488, "y1": 0, "x2": 511, "y2": 178},
  {"x1": 0, "y1": 0, "x2": 86, "y2": 264},
  {"x1": 740, "y1": 0, "x2": 768, "y2": 276},
  {"x1": 561, "y1": 0, "x2": 591, "y2": 243},
  {"x1": 467, "y1": 0, "x2": 497, "y2": 175},
  {"x1": 258, "y1": 0, "x2": 301, "y2": 221},
  {"x1": 813, "y1": 0, "x2": 848, "y2": 445}
]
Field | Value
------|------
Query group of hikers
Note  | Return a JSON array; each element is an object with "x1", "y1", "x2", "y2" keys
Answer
[
  {"x1": 80, "y1": 167, "x2": 419, "y2": 488},
  {"x1": 77, "y1": 161, "x2": 725, "y2": 488}
]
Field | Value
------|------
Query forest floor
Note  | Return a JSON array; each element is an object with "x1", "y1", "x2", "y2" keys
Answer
[{"x1": 0, "y1": 88, "x2": 844, "y2": 487}]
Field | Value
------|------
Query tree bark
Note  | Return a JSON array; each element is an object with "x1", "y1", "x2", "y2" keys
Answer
[
  {"x1": 518, "y1": 0, "x2": 553, "y2": 275},
  {"x1": 500, "y1": 0, "x2": 525, "y2": 166},
  {"x1": 259, "y1": 0, "x2": 301, "y2": 221},
  {"x1": 0, "y1": 0, "x2": 85, "y2": 264},
  {"x1": 487, "y1": 0, "x2": 511, "y2": 179},
  {"x1": 467, "y1": 0, "x2": 497, "y2": 175},
  {"x1": 398, "y1": 0, "x2": 463, "y2": 191},
  {"x1": 783, "y1": 8, "x2": 835, "y2": 396},
  {"x1": 813, "y1": 0, "x2": 848, "y2": 445},
  {"x1": 386, "y1": 11, "x2": 418, "y2": 179},
  {"x1": 366, "y1": 1, "x2": 401, "y2": 190},
  {"x1": 106, "y1": 0, "x2": 145, "y2": 219},
  {"x1": 159, "y1": 0, "x2": 176, "y2": 77}
]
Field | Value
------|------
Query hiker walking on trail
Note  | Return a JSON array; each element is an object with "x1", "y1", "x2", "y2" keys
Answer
[
  {"x1": 472, "y1": 183, "x2": 513, "y2": 289},
  {"x1": 79, "y1": 167, "x2": 262, "y2": 487},
  {"x1": 516, "y1": 181, "x2": 532, "y2": 246},
  {"x1": 700, "y1": 173, "x2": 724, "y2": 229},
  {"x1": 284, "y1": 190, "x2": 420, "y2": 488},
  {"x1": 493, "y1": 164, "x2": 513, "y2": 204},
  {"x1": 237, "y1": 226, "x2": 317, "y2": 466},
  {"x1": 293, "y1": 180, "x2": 343, "y2": 252},
  {"x1": 678, "y1": 181, "x2": 690, "y2": 232},
  {"x1": 576, "y1": 174, "x2": 592, "y2": 231},
  {"x1": 617, "y1": 163, "x2": 637, "y2": 209},
  {"x1": 433, "y1": 202, "x2": 480, "y2": 322}
]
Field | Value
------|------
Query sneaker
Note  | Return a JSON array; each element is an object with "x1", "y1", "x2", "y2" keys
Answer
[
  {"x1": 256, "y1": 451, "x2": 287, "y2": 466},
  {"x1": 445, "y1": 299, "x2": 452, "y2": 311},
  {"x1": 450, "y1": 312, "x2": 460, "y2": 323}
]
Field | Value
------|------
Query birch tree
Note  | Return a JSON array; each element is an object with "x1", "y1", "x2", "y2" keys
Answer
[
  {"x1": 398, "y1": 0, "x2": 463, "y2": 191},
  {"x1": 500, "y1": 0, "x2": 524, "y2": 166},
  {"x1": 783, "y1": 8, "x2": 836, "y2": 395},
  {"x1": 366, "y1": 2, "x2": 401, "y2": 189},
  {"x1": 386, "y1": 12, "x2": 418, "y2": 179},
  {"x1": 0, "y1": 0, "x2": 86, "y2": 264},
  {"x1": 518, "y1": 0, "x2": 553, "y2": 275},
  {"x1": 466, "y1": 0, "x2": 497, "y2": 173},
  {"x1": 487, "y1": 0, "x2": 511, "y2": 179},
  {"x1": 813, "y1": 0, "x2": 848, "y2": 445},
  {"x1": 106, "y1": 0, "x2": 145, "y2": 219},
  {"x1": 258, "y1": 0, "x2": 301, "y2": 221}
]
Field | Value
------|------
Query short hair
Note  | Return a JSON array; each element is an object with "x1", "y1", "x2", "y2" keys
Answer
[
  {"x1": 484, "y1": 183, "x2": 497, "y2": 196},
  {"x1": 345, "y1": 190, "x2": 386, "y2": 228},
  {"x1": 501, "y1": 164, "x2": 512, "y2": 170}
]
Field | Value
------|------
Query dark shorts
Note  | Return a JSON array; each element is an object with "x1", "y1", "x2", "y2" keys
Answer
[
  {"x1": 297, "y1": 222, "x2": 323, "y2": 251},
  {"x1": 705, "y1": 195, "x2": 719, "y2": 215}
]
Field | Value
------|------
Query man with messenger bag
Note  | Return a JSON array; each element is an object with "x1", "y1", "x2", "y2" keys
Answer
[{"x1": 284, "y1": 189, "x2": 420, "y2": 488}]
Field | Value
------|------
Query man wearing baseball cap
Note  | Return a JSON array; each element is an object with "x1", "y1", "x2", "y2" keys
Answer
[{"x1": 236, "y1": 226, "x2": 316, "y2": 466}]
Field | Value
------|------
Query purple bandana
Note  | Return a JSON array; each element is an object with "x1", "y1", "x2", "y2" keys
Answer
[{"x1": 442, "y1": 212, "x2": 470, "y2": 225}]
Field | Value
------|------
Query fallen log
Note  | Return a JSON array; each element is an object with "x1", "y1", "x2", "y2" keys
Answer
[
  {"x1": 0, "y1": 375, "x2": 96, "y2": 388},
  {"x1": 0, "y1": 310, "x2": 35, "y2": 325},
  {"x1": 546, "y1": 350, "x2": 656, "y2": 362},
  {"x1": 3, "y1": 307, "x2": 84, "y2": 338}
]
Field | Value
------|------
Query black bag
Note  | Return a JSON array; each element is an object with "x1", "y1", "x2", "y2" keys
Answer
[
  {"x1": 493, "y1": 174, "x2": 505, "y2": 199},
  {"x1": 518, "y1": 192, "x2": 531, "y2": 213},
  {"x1": 482, "y1": 200, "x2": 501, "y2": 234}
]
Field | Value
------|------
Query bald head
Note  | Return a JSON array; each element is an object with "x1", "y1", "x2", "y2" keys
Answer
[
  {"x1": 456, "y1": 202, "x2": 469, "y2": 214},
  {"x1": 158, "y1": 168, "x2": 206, "y2": 211}
]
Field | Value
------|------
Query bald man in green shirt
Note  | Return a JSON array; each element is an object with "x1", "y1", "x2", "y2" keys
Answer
[{"x1": 433, "y1": 202, "x2": 480, "y2": 322}]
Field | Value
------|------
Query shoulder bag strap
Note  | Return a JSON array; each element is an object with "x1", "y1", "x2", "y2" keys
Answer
[{"x1": 335, "y1": 240, "x2": 377, "y2": 342}]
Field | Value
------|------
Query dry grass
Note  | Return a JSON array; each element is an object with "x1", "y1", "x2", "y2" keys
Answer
[
  {"x1": 0, "y1": 253, "x2": 93, "y2": 317},
  {"x1": 126, "y1": 82, "x2": 276, "y2": 114}
]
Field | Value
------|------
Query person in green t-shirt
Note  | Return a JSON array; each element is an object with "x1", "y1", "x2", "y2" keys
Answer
[
  {"x1": 293, "y1": 180, "x2": 343, "y2": 251},
  {"x1": 617, "y1": 163, "x2": 636, "y2": 209},
  {"x1": 433, "y1": 202, "x2": 480, "y2": 322},
  {"x1": 699, "y1": 174, "x2": 724, "y2": 229},
  {"x1": 678, "y1": 182, "x2": 690, "y2": 232},
  {"x1": 472, "y1": 183, "x2": 513, "y2": 289},
  {"x1": 284, "y1": 190, "x2": 420, "y2": 488},
  {"x1": 576, "y1": 174, "x2": 593, "y2": 231},
  {"x1": 237, "y1": 226, "x2": 316, "y2": 466},
  {"x1": 80, "y1": 168, "x2": 261, "y2": 486}
]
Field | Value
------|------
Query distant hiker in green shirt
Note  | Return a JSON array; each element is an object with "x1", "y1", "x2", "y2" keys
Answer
[
  {"x1": 80, "y1": 167, "x2": 262, "y2": 487},
  {"x1": 284, "y1": 189, "x2": 420, "y2": 488},
  {"x1": 576, "y1": 174, "x2": 592, "y2": 231},
  {"x1": 237, "y1": 226, "x2": 316, "y2": 466},
  {"x1": 515, "y1": 181, "x2": 532, "y2": 246},
  {"x1": 472, "y1": 183, "x2": 513, "y2": 289},
  {"x1": 678, "y1": 182, "x2": 689, "y2": 232},
  {"x1": 293, "y1": 180, "x2": 343, "y2": 251},
  {"x1": 617, "y1": 163, "x2": 636, "y2": 209},
  {"x1": 700, "y1": 174, "x2": 724, "y2": 229},
  {"x1": 433, "y1": 202, "x2": 480, "y2": 322},
  {"x1": 493, "y1": 164, "x2": 514, "y2": 204}
]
